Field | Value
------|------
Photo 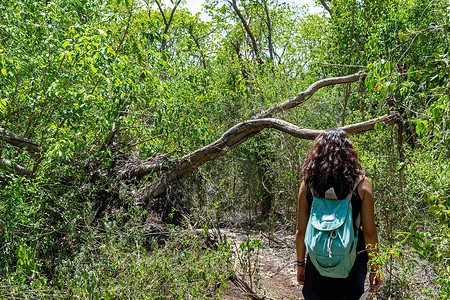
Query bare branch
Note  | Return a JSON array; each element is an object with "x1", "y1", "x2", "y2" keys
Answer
[
  {"x1": 229, "y1": 274, "x2": 264, "y2": 300},
  {"x1": 0, "y1": 128, "x2": 40, "y2": 153},
  {"x1": 187, "y1": 25, "x2": 208, "y2": 70},
  {"x1": 133, "y1": 72, "x2": 401, "y2": 201},
  {"x1": 0, "y1": 157, "x2": 33, "y2": 177},
  {"x1": 153, "y1": 0, "x2": 168, "y2": 27},
  {"x1": 251, "y1": 72, "x2": 367, "y2": 119},
  {"x1": 320, "y1": 0, "x2": 331, "y2": 14},
  {"x1": 262, "y1": 0, "x2": 275, "y2": 63},
  {"x1": 137, "y1": 112, "x2": 398, "y2": 200},
  {"x1": 197, "y1": 29, "x2": 217, "y2": 40},
  {"x1": 229, "y1": 0, "x2": 264, "y2": 65},
  {"x1": 165, "y1": 0, "x2": 182, "y2": 35}
]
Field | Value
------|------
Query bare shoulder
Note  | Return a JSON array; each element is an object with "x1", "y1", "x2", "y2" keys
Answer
[
  {"x1": 299, "y1": 178, "x2": 307, "y2": 196},
  {"x1": 358, "y1": 177, "x2": 373, "y2": 200}
]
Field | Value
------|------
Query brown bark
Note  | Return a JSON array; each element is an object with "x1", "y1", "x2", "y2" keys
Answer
[
  {"x1": 133, "y1": 72, "x2": 395, "y2": 201},
  {"x1": 251, "y1": 72, "x2": 366, "y2": 119},
  {"x1": 0, "y1": 157, "x2": 33, "y2": 177},
  {"x1": 137, "y1": 113, "x2": 398, "y2": 200},
  {"x1": 0, "y1": 127, "x2": 40, "y2": 153},
  {"x1": 229, "y1": 0, "x2": 264, "y2": 66}
]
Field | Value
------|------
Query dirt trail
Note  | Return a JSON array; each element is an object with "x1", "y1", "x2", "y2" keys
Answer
[{"x1": 220, "y1": 228, "x2": 304, "y2": 299}]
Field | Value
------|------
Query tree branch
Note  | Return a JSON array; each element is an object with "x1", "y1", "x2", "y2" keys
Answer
[
  {"x1": 251, "y1": 72, "x2": 367, "y2": 119},
  {"x1": 229, "y1": 0, "x2": 264, "y2": 65},
  {"x1": 262, "y1": 0, "x2": 275, "y2": 63},
  {"x1": 165, "y1": 0, "x2": 182, "y2": 35},
  {"x1": 154, "y1": 0, "x2": 181, "y2": 60},
  {"x1": 320, "y1": 0, "x2": 331, "y2": 14},
  {"x1": 137, "y1": 112, "x2": 398, "y2": 200},
  {"x1": 187, "y1": 25, "x2": 208, "y2": 70},
  {"x1": 0, "y1": 128, "x2": 40, "y2": 153},
  {"x1": 0, "y1": 157, "x2": 33, "y2": 177},
  {"x1": 134, "y1": 72, "x2": 386, "y2": 200},
  {"x1": 153, "y1": 0, "x2": 168, "y2": 27}
]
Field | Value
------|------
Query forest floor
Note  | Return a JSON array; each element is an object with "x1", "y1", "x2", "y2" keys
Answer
[
  {"x1": 217, "y1": 225, "x2": 441, "y2": 300},
  {"x1": 218, "y1": 227, "x2": 386, "y2": 300},
  {"x1": 220, "y1": 227, "x2": 302, "y2": 299}
]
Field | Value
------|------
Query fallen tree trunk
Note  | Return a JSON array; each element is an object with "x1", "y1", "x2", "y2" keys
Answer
[
  {"x1": 0, "y1": 157, "x2": 33, "y2": 177},
  {"x1": 134, "y1": 72, "x2": 402, "y2": 201},
  {"x1": 0, "y1": 128, "x2": 40, "y2": 153},
  {"x1": 137, "y1": 112, "x2": 399, "y2": 200}
]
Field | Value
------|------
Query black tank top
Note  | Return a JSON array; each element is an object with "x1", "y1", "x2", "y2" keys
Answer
[{"x1": 306, "y1": 187, "x2": 363, "y2": 225}]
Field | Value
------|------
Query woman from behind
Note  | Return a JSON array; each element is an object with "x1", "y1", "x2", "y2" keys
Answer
[{"x1": 296, "y1": 129, "x2": 382, "y2": 300}]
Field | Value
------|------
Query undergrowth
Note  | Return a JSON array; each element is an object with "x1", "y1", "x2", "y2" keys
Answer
[{"x1": 0, "y1": 175, "x2": 234, "y2": 299}]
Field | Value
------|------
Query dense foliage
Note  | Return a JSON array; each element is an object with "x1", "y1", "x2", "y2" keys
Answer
[{"x1": 0, "y1": 0, "x2": 449, "y2": 298}]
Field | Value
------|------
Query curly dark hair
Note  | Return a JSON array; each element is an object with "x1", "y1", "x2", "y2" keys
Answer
[{"x1": 302, "y1": 128, "x2": 364, "y2": 199}]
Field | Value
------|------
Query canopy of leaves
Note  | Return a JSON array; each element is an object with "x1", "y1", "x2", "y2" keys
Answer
[{"x1": 0, "y1": 0, "x2": 449, "y2": 298}]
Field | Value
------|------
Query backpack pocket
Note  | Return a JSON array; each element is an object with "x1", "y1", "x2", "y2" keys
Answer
[{"x1": 314, "y1": 254, "x2": 343, "y2": 268}]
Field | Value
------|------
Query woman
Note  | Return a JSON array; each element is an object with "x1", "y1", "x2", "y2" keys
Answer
[{"x1": 296, "y1": 129, "x2": 382, "y2": 300}]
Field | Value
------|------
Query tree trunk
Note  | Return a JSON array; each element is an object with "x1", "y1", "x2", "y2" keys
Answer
[{"x1": 130, "y1": 71, "x2": 398, "y2": 202}]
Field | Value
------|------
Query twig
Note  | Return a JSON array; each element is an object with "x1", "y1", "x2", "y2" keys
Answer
[
  {"x1": 127, "y1": 135, "x2": 163, "y2": 149},
  {"x1": 228, "y1": 274, "x2": 265, "y2": 300},
  {"x1": 260, "y1": 231, "x2": 283, "y2": 246},
  {"x1": 311, "y1": 61, "x2": 366, "y2": 68}
]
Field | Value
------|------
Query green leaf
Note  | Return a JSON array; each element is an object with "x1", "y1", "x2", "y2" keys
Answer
[
  {"x1": 0, "y1": 99, "x2": 9, "y2": 113},
  {"x1": 428, "y1": 205, "x2": 443, "y2": 213},
  {"x1": 374, "y1": 122, "x2": 383, "y2": 131},
  {"x1": 385, "y1": 61, "x2": 392, "y2": 73},
  {"x1": 389, "y1": 82, "x2": 396, "y2": 93},
  {"x1": 1, "y1": 69, "x2": 6, "y2": 76},
  {"x1": 398, "y1": 33, "x2": 409, "y2": 42},
  {"x1": 62, "y1": 40, "x2": 70, "y2": 48},
  {"x1": 90, "y1": 64, "x2": 98, "y2": 73},
  {"x1": 416, "y1": 120, "x2": 428, "y2": 138},
  {"x1": 365, "y1": 74, "x2": 375, "y2": 94}
]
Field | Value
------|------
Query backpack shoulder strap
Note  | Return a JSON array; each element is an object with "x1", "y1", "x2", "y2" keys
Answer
[
  {"x1": 309, "y1": 186, "x2": 317, "y2": 198},
  {"x1": 310, "y1": 175, "x2": 365, "y2": 201},
  {"x1": 310, "y1": 186, "x2": 339, "y2": 200},
  {"x1": 345, "y1": 175, "x2": 365, "y2": 200},
  {"x1": 351, "y1": 175, "x2": 365, "y2": 228}
]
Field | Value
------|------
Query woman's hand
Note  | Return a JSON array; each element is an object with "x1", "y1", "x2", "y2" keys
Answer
[
  {"x1": 297, "y1": 265, "x2": 305, "y2": 285},
  {"x1": 369, "y1": 272, "x2": 382, "y2": 292}
]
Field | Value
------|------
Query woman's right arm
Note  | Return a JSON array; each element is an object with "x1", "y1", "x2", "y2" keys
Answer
[
  {"x1": 359, "y1": 177, "x2": 382, "y2": 292},
  {"x1": 296, "y1": 179, "x2": 309, "y2": 285}
]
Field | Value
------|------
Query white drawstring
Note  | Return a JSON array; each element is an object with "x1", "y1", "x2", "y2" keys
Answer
[{"x1": 327, "y1": 230, "x2": 338, "y2": 258}]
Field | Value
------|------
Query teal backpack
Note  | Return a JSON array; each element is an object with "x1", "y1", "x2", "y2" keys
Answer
[{"x1": 304, "y1": 176, "x2": 363, "y2": 278}]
